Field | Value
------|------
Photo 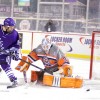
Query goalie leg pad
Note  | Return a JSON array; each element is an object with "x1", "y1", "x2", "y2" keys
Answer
[
  {"x1": 60, "y1": 77, "x2": 83, "y2": 88},
  {"x1": 31, "y1": 70, "x2": 38, "y2": 82},
  {"x1": 52, "y1": 76, "x2": 60, "y2": 87},
  {"x1": 31, "y1": 71, "x2": 44, "y2": 82},
  {"x1": 43, "y1": 74, "x2": 62, "y2": 87},
  {"x1": 74, "y1": 78, "x2": 83, "y2": 88},
  {"x1": 60, "y1": 77, "x2": 74, "y2": 88},
  {"x1": 43, "y1": 73, "x2": 83, "y2": 88},
  {"x1": 43, "y1": 74, "x2": 54, "y2": 86}
]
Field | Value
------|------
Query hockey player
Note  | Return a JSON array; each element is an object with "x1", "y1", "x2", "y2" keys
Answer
[
  {"x1": 0, "y1": 18, "x2": 20, "y2": 88},
  {"x1": 15, "y1": 35, "x2": 72, "y2": 83}
]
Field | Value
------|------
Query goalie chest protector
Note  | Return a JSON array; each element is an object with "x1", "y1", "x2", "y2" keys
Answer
[{"x1": 43, "y1": 74, "x2": 83, "y2": 88}]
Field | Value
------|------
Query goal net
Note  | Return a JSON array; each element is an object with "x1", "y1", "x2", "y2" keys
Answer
[{"x1": 89, "y1": 31, "x2": 100, "y2": 79}]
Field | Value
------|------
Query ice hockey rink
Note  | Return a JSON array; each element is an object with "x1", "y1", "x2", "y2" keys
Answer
[{"x1": 0, "y1": 58, "x2": 100, "y2": 100}]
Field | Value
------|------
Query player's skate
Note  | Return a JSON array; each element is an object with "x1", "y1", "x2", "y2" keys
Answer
[
  {"x1": 0, "y1": 68, "x2": 2, "y2": 76},
  {"x1": 7, "y1": 78, "x2": 18, "y2": 89},
  {"x1": 0, "y1": 68, "x2": 2, "y2": 72}
]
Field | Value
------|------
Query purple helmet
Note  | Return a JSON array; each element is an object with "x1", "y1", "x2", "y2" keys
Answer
[{"x1": 4, "y1": 18, "x2": 15, "y2": 26}]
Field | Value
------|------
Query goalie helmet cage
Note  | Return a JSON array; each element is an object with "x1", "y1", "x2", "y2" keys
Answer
[{"x1": 89, "y1": 31, "x2": 100, "y2": 79}]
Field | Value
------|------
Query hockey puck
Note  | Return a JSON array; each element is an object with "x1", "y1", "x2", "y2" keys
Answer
[{"x1": 86, "y1": 89, "x2": 90, "y2": 91}]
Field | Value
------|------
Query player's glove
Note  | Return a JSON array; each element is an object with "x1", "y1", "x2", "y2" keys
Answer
[
  {"x1": 11, "y1": 51, "x2": 19, "y2": 61},
  {"x1": 0, "y1": 48, "x2": 19, "y2": 61},
  {"x1": 0, "y1": 49, "x2": 9, "y2": 55},
  {"x1": 9, "y1": 47, "x2": 19, "y2": 61}
]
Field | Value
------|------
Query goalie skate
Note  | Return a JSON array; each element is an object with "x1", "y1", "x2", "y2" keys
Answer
[{"x1": 7, "y1": 81, "x2": 18, "y2": 89}]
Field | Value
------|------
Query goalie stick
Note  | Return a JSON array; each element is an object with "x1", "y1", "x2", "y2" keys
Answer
[
  {"x1": 0, "y1": 49, "x2": 54, "y2": 75},
  {"x1": 0, "y1": 49, "x2": 54, "y2": 76},
  {"x1": 23, "y1": 71, "x2": 27, "y2": 83},
  {"x1": 0, "y1": 50, "x2": 58, "y2": 75},
  {"x1": 18, "y1": 58, "x2": 53, "y2": 75},
  {"x1": 20, "y1": 50, "x2": 28, "y2": 83}
]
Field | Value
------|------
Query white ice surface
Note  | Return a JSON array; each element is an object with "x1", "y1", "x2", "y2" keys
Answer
[{"x1": 0, "y1": 58, "x2": 100, "y2": 100}]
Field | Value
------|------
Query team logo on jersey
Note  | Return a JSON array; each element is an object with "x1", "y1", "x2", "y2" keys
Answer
[{"x1": 42, "y1": 56, "x2": 51, "y2": 67}]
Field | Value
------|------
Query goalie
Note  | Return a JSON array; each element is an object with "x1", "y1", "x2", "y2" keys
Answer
[{"x1": 16, "y1": 35, "x2": 73, "y2": 86}]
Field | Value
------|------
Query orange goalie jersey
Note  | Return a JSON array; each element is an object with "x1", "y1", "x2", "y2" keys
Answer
[{"x1": 16, "y1": 43, "x2": 72, "y2": 76}]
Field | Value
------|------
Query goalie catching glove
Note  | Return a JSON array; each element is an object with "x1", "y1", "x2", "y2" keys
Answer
[{"x1": 52, "y1": 65, "x2": 72, "y2": 77}]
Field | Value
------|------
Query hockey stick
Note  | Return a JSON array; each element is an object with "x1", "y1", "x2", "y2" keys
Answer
[
  {"x1": 23, "y1": 71, "x2": 27, "y2": 83},
  {"x1": 0, "y1": 49, "x2": 53, "y2": 75},
  {"x1": 19, "y1": 50, "x2": 28, "y2": 83},
  {"x1": 18, "y1": 58, "x2": 53, "y2": 75}
]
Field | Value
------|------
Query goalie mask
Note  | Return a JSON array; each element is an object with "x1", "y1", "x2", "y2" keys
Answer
[
  {"x1": 41, "y1": 36, "x2": 52, "y2": 54},
  {"x1": 2, "y1": 18, "x2": 15, "y2": 33}
]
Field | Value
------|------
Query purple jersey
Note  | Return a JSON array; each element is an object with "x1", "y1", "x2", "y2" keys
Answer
[
  {"x1": 0, "y1": 25, "x2": 20, "y2": 50},
  {"x1": 0, "y1": 23, "x2": 19, "y2": 86}
]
